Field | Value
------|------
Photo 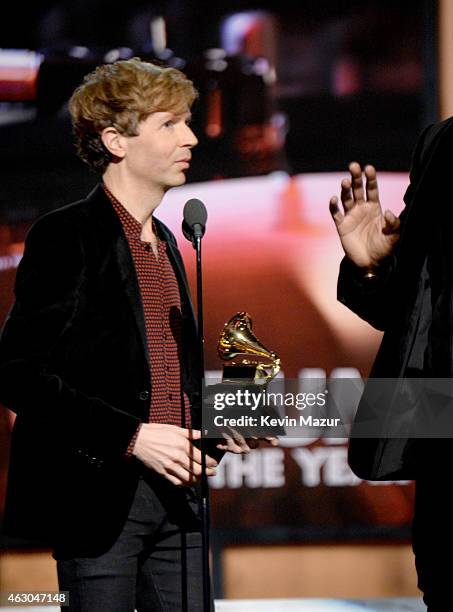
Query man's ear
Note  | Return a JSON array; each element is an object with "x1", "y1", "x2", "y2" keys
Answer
[{"x1": 101, "y1": 127, "x2": 126, "y2": 159}]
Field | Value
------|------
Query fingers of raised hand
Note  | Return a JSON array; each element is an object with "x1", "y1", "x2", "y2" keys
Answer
[
  {"x1": 382, "y1": 210, "x2": 401, "y2": 235},
  {"x1": 330, "y1": 163, "x2": 365, "y2": 221},
  {"x1": 329, "y1": 196, "x2": 344, "y2": 227},
  {"x1": 340, "y1": 178, "x2": 354, "y2": 210},
  {"x1": 349, "y1": 161, "x2": 365, "y2": 202},
  {"x1": 364, "y1": 165, "x2": 379, "y2": 203}
]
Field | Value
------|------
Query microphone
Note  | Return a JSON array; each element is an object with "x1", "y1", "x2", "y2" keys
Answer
[
  {"x1": 181, "y1": 196, "x2": 210, "y2": 610},
  {"x1": 182, "y1": 198, "x2": 207, "y2": 246}
]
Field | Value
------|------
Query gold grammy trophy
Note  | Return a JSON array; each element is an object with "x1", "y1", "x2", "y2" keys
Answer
[
  {"x1": 217, "y1": 312, "x2": 281, "y2": 383},
  {"x1": 213, "y1": 311, "x2": 285, "y2": 437}
]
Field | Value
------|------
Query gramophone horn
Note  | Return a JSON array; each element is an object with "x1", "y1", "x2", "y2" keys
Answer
[{"x1": 217, "y1": 312, "x2": 280, "y2": 381}]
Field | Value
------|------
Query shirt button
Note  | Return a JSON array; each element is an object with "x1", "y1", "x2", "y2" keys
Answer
[
  {"x1": 139, "y1": 391, "x2": 149, "y2": 401},
  {"x1": 168, "y1": 393, "x2": 173, "y2": 400}
]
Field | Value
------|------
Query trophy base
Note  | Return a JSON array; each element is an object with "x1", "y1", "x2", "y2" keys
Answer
[
  {"x1": 203, "y1": 366, "x2": 286, "y2": 437},
  {"x1": 222, "y1": 364, "x2": 261, "y2": 383}
]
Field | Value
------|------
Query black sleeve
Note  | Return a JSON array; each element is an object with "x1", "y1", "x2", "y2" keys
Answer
[{"x1": 0, "y1": 211, "x2": 141, "y2": 461}]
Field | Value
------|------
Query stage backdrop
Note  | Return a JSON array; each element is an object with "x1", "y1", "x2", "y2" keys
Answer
[{"x1": 0, "y1": 171, "x2": 413, "y2": 544}]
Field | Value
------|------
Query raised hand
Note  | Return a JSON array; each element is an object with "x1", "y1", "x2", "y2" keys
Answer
[{"x1": 329, "y1": 162, "x2": 400, "y2": 270}]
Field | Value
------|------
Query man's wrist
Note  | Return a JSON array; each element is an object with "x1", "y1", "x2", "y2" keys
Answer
[
  {"x1": 126, "y1": 423, "x2": 143, "y2": 458},
  {"x1": 361, "y1": 266, "x2": 380, "y2": 281},
  {"x1": 342, "y1": 255, "x2": 395, "y2": 289},
  {"x1": 360, "y1": 255, "x2": 395, "y2": 283}
]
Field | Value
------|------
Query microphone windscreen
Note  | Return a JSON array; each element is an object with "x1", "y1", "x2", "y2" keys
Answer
[{"x1": 183, "y1": 198, "x2": 207, "y2": 229}]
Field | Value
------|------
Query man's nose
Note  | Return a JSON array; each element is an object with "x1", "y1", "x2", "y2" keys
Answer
[{"x1": 182, "y1": 125, "x2": 198, "y2": 148}]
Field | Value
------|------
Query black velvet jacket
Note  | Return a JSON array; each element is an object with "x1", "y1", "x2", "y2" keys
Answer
[
  {"x1": 0, "y1": 184, "x2": 201, "y2": 554},
  {"x1": 338, "y1": 117, "x2": 453, "y2": 480}
]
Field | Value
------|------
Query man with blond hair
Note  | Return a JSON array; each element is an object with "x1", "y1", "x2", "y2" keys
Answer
[{"x1": 0, "y1": 58, "x2": 249, "y2": 612}]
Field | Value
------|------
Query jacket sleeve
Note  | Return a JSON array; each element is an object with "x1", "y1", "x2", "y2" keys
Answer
[
  {"x1": 336, "y1": 123, "x2": 434, "y2": 332},
  {"x1": 0, "y1": 211, "x2": 141, "y2": 462}
]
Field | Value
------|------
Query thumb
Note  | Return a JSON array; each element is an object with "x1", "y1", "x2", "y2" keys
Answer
[{"x1": 382, "y1": 210, "x2": 400, "y2": 235}]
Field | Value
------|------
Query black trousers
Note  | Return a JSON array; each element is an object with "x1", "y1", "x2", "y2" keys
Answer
[
  {"x1": 412, "y1": 446, "x2": 451, "y2": 612},
  {"x1": 55, "y1": 474, "x2": 209, "y2": 612}
]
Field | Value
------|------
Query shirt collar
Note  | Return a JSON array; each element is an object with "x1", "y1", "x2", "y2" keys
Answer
[{"x1": 103, "y1": 183, "x2": 154, "y2": 241}]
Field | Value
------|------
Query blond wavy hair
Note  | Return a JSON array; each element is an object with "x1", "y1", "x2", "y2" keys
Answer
[{"x1": 68, "y1": 58, "x2": 198, "y2": 173}]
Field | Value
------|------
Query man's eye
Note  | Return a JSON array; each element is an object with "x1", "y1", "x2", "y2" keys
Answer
[{"x1": 163, "y1": 120, "x2": 174, "y2": 128}]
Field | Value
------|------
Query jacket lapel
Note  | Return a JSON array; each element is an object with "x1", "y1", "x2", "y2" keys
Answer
[
  {"x1": 154, "y1": 218, "x2": 201, "y2": 402},
  {"x1": 154, "y1": 218, "x2": 197, "y2": 327},
  {"x1": 86, "y1": 185, "x2": 150, "y2": 371},
  {"x1": 85, "y1": 185, "x2": 199, "y2": 388},
  {"x1": 114, "y1": 230, "x2": 150, "y2": 369}
]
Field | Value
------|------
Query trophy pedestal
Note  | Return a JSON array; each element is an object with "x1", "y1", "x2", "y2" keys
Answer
[{"x1": 221, "y1": 364, "x2": 262, "y2": 384}]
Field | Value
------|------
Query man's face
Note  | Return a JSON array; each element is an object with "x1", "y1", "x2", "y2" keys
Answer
[{"x1": 122, "y1": 109, "x2": 198, "y2": 191}]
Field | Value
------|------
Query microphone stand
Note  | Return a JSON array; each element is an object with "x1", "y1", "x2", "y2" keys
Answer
[{"x1": 194, "y1": 231, "x2": 211, "y2": 612}]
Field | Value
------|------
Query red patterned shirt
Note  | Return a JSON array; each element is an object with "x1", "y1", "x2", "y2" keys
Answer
[{"x1": 103, "y1": 185, "x2": 191, "y2": 455}]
